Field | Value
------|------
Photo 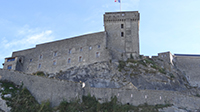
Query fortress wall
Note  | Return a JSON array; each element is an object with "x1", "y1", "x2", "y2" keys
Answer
[
  {"x1": 1, "y1": 69, "x2": 200, "y2": 109},
  {"x1": 174, "y1": 56, "x2": 200, "y2": 87},
  {"x1": 12, "y1": 48, "x2": 36, "y2": 57},
  {"x1": 0, "y1": 69, "x2": 82, "y2": 106},
  {"x1": 87, "y1": 87, "x2": 200, "y2": 109},
  {"x1": 9, "y1": 32, "x2": 111, "y2": 74}
]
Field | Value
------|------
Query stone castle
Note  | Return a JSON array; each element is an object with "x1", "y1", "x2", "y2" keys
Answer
[
  {"x1": 2, "y1": 11, "x2": 200, "y2": 111},
  {"x1": 3, "y1": 11, "x2": 140, "y2": 74},
  {"x1": 2, "y1": 11, "x2": 200, "y2": 88}
]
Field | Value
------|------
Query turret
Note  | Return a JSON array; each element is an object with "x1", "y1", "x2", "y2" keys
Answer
[{"x1": 104, "y1": 11, "x2": 140, "y2": 60}]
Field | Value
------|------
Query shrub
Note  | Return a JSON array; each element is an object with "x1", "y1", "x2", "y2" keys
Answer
[
  {"x1": 118, "y1": 60, "x2": 126, "y2": 71},
  {"x1": 32, "y1": 71, "x2": 45, "y2": 77}
]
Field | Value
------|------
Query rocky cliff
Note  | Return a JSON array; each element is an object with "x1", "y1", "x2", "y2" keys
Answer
[{"x1": 53, "y1": 57, "x2": 192, "y2": 92}]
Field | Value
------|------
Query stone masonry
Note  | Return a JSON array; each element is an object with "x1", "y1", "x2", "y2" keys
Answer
[
  {"x1": 3, "y1": 11, "x2": 140, "y2": 74},
  {"x1": 0, "y1": 69, "x2": 200, "y2": 111}
]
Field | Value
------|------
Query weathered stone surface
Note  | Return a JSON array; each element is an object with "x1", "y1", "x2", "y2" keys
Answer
[{"x1": 55, "y1": 60, "x2": 189, "y2": 92}]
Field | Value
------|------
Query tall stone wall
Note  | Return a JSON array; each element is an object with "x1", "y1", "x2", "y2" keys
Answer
[
  {"x1": 7, "y1": 32, "x2": 110, "y2": 74},
  {"x1": 0, "y1": 69, "x2": 200, "y2": 110},
  {"x1": 174, "y1": 55, "x2": 200, "y2": 87},
  {"x1": 104, "y1": 11, "x2": 140, "y2": 60}
]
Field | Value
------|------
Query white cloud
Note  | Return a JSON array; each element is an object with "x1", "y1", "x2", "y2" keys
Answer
[
  {"x1": 3, "y1": 26, "x2": 55, "y2": 49},
  {"x1": 0, "y1": 26, "x2": 55, "y2": 68}
]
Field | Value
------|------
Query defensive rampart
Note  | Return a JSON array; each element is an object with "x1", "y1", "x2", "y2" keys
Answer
[
  {"x1": 0, "y1": 69, "x2": 200, "y2": 110},
  {"x1": 4, "y1": 31, "x2": 110, "y2": 74},
  {"x1": 174, "y1": 55, "x2": 200, "y2": 87}
]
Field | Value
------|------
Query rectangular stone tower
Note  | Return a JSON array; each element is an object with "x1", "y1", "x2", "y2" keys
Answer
[{"x1": 104, "y1": 11, "x2": 140, "y2": 60}]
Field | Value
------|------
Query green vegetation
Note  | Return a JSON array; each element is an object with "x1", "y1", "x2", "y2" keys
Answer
[
  {"x1": 118, "y1": 60, "x2": 126, "y2": 72},
  {"x1": 119, "y1": 58, "x2": 167, "y2": 74},
  {"x1": 169, "y1": 73, "x2": 175, "y2": 79},
  {"x1": 195, "y1": 94, "x2": 200, "y2": 97},
  {"x1": 56, "y1": 95, "x2": 172, "y2": 112},
  {"x1": 0, "y1": 80, "x2": 51, "y2": 112},
  {"x1": 0, "y1": 80, "x2": 172, "y2": 112},
  {"x1": 32, "y1": 71, "x2": 45, "y2": 77}
]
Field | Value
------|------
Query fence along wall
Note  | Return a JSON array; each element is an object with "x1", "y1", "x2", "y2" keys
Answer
[{"x1": 0, "y1": 69, "x2": 200, "y2": 109}]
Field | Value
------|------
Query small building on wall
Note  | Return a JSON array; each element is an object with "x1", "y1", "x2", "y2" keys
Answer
[{"x1": 3, "y1": 11, "x2": 140, "y2": 74}]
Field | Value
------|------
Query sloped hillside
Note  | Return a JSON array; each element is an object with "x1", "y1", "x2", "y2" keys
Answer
[{"x1": 54, "y1": 57, "x2": 190, "y2": 91}]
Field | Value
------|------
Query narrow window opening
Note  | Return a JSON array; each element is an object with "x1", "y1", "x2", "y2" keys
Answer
[
  {"x1": 54, "y1": 51, "x2": 57, "y2": 56},
  {"x1": 68, "y1": 58, "x2": 71, "y2": 63},
  {"x1": 121, "y1": 24, "x2": 124, "y2": 28},
  {"x1": 89, "y1": 46, "x2": 92, "y2": 50},
  {"x1": 96, "y1": 52, "x2": 100, "y2": 58},
  {"x1": 39, "y1": 55, "x2": 43, "y2": 59},
  {"x1": 79, "y1": 56, "x2": 82, "y2": 62},
  {"x1": 30, "y1": 59, "x2": 32, "y2": 62},
  {"x1": 7, "y1": 65, "x2": 12, "y2": 70},
  {"x1": 19, "y1": 59, "x2": 22, "y2": 63},
  {"x1": 69, "y1": 49, "x2": 72, "y2": 54},
  {"x1": 53, "y1": 60, "x2": 56, "y2": 65},
  {"x1": 98, "y1": 45, "x2": 100, "y2": 48},
  {"x1": 80, "y1": 47, "x2": 83, "y2": 52},
  {"x1": 121, "y1": 32, "x2": 124, "y2": 37},
  {"x1": 38, "y1": 64, "x2": 41, "y2": 68}
]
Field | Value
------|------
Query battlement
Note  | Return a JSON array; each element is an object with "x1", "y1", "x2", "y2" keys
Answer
[{"x1": 104, "y1": 11, "x2": 139, "y2": 22}]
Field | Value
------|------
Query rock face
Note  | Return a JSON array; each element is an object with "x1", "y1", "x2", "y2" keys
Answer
[
  {"x1": 56, "y1": 61, "x2": 127, "y2": 88},
  {"x1": 55, "y1": 58, "x2": 190, "y2": 91}
]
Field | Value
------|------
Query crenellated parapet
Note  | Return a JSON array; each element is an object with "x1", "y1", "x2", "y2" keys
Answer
[{"x1": 104, "y1": 11, "x2": 140, "y2": 22}]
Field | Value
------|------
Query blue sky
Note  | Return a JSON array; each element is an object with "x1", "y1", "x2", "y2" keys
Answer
[{"x1": 0, "y1": 0, "x2": 200, "y2": 68}]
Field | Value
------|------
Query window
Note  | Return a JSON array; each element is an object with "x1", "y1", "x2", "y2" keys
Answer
[
  {"x1": 97, "y1": 45, "x2": 100, "y2": 48},
  {"x1": 53, "y1": 60, "x2": 56, "y2": 65},
  {"x1": 121, "y1": 24, "x2": 124, "y2": 28},
  {"x1": 7, "y1": 65, "x2": 12, "y2": 70},
  {"x1": 96, "y1": 52, "x2": 100, "y2": 58},
  {"x1": 30, "y1": 59, "x2": 32, "y2": 62},
  {"x1": 79, "y1": 56, "x2": 82, "y2": 62},
  {"x1": 89, "y1": 46, "x2": 92, "y2": 50},
  {"x1": 7, "y1": 58, "x2": 15, "y2": 62},
  {"x1": 121, "y1": 32, "x2": 124, "y2": 37},
  {"x1": 80, "y1": 47, "x2": 83, "y2": 52},
  {"x1": 54, "y1": 51, "x2": 57, "y2": 56},
  {"x1": 39, "y1": 55, "x2": 43, "y2": 59},
  {"x1": 69, "y1": 49, "x2": 72, "y2": 54},
  {"x1": 19, "y1": 59, "x2": 22, "y2": 63},
  {"x1": 38, "y1": 64, "x2": 41, "y2": 69},
  {"x1": 68, "y1": 58, "x2": 71, "y2": 63}
]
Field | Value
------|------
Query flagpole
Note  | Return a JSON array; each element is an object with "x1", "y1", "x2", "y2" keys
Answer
[
  {"x1": 120, "y1": 0, "x2": 121, "y2": 11},
  {"x1": 116, "y1": 0, "x2": 121, "y2": 11}
]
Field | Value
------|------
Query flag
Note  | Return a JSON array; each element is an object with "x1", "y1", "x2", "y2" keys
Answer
[{"x1": 115, "y1": 0, "x2": 120, "y2": 3}]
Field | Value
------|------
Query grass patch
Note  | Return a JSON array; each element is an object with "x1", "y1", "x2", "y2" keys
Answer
[
  {"x1": 32, "y1": 71, "x2": 45, "y2": 77},
  {"x1": 169, "y1": 73, "x2": 175, "y2": 79},
  {"x1": 0, "y1": 80, "x2": 52, "y2": 112},
  {"x1": 118, "y1": 60, "x2": 126, "y2": 71},
  {"x1": 56, "y1": 95, "x2": 172, "y2": 112}
]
